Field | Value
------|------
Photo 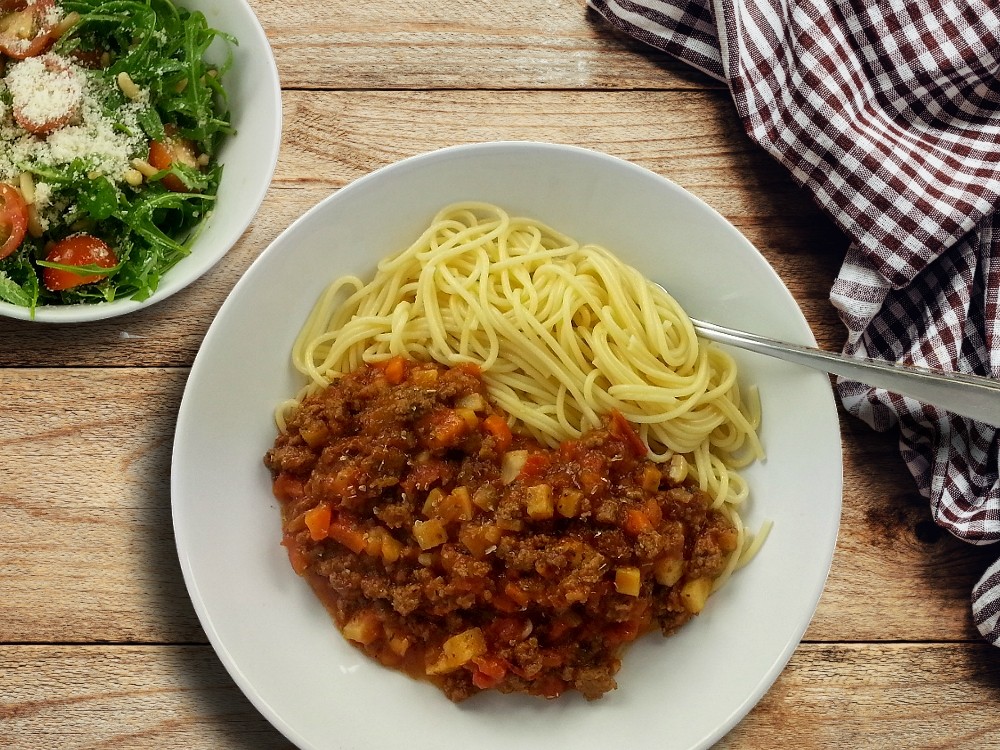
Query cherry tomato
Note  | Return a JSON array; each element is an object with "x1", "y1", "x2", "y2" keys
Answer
[
  {"x1": 10, "y1": 55, "x2": 82, "y2": 135},
  {"x1": 68, "y1": 48, "x2": 106, "y2": 69},
  {"x1": 0, "y1": 0, "x2": 57, "y2": 59},
  {"x1": 42, "y1": 234, "x2": 118, "y2": 291},
  {"x1": 0, "y1": 183, "x2": 28, "y2": 260},
  {"x1": 148, "y1": 128, "x2": 200, "y2": 192}
]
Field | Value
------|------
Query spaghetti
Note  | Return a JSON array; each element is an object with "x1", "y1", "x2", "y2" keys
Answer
[{"x1": 278, "y1": 202, "x2": 768, "y2": 575}]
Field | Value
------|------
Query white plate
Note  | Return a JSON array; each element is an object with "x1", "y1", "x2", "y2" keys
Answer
[
  {"x1": 171, "y1": 142, "x2": 842, "y2": 750},
  {"x1": 0, "y1": 0, "x2": 282, "y2": 323}
]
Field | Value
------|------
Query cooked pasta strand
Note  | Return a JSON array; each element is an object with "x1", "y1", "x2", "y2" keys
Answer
[{"x1": 280, "y1": 202, "x2": 768, "y2": 564}]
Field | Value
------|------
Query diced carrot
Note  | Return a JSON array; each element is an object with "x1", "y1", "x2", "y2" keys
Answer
[
  {"x1": 482, "y1": 413, "x2": 512, "y2": 452},
  {"x1": 519, "y1": 452, "x2": 551, "y2": 479},
  {"x1": 304, "y1": 504, "x2": 332, "y2": 541},
  {"x1": 271, "y1": 473, "x2": 304, "y2": 503},
  {"x1": 429, "y1": 409, "x2": 469, "y2": 449},
  {"x1": 299, "y1": 422, "x2": 329, "y2": 448},
  {"x1": 403, "y1": 460, "x2": 444, "y2": 493},
  {"x1": 471, "y1": 655, "x2": 508, "y2": 689},
  {"x1": 328, "y1": 519, "x2": 367, "y2": 553},
  {"x1": 609, "y1": 409, "x2": 648, "y2": 457},
  {"x1": 535, "y1": 675, "x2": 567, "y2": 699},
  {"x1": 488, "y1": 616, "x2": 529, "y2": 644},
  {"x1": 459, "y1": 524, "x2": 501, "y2": 557},
  {"x1": 456, "y1": 362, "x2": 482, "y2": 377},
  {"x1": 604, "y1": 611, "x2": 649, "y2": 645},
  {"x1": 491, "y1": 594, "x2": 521, "y2": 613},
  {"x1": 504, "y1": 581, "x2": 532, "y2": 607},
  {"x1": 643, "y1": 498, "x2": 663, "y2": 527},
  {"x1": 624, "y1": 508, "x2": 654, "y2": 536},
  {"x1": 382, "y1": 355, "x2": 408, "y2": 385}
]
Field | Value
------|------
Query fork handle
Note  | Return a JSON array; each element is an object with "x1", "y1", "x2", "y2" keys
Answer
[{"x1": 690, "y1": 318, "x2": 1000, "y2": 427}]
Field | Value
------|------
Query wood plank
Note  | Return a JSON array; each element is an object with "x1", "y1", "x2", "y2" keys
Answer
[
  {"x1": 253, "y1": 0, "x2": 718, "y2": 91},
  {"x1": 0, "y1": 369, "x2": 204, "y2": 644},
  {"x1": 2, "y1": 643, "x2": 999, "y2": 748},
  {"x1": 272, "y1": 90, "x2": 799, "y2": 215},
  {"x1": 722, "y1": 642, "x2": 1000, "y2": 748},
  {"x1": 0, "y1": 90, "x2": 843, "y2": 367},
  {"x1": 0, "y1": 368, "x2": 993, "y2": 644},
  {"x1": 806, "y1": 416, "x2": 1000, "y2": 642},
  {"x1": 0, "y1": 646, "x2": 293, "y2": 750}
]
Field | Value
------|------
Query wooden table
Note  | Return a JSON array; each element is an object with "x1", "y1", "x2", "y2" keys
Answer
[{"x1": 4, "y1": 1, "x2": 1000, "y2": 747}]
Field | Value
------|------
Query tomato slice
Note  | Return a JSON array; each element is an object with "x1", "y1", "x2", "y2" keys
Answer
[
  {"x1": 0, "y1": 183, "x2": 28, "y2": 260},
  {"x1": 42, "y1": 234, "x2": 118, "y2": 291},
  {"x1": 148, "y1": 128, "x2": 200, "y2": 193},
  {"x1": 9, "y1": 55, "x2": 82, "y2": 135},
  {"x1": 0, "y1": 0, "x2": 57, "y2": 59}
]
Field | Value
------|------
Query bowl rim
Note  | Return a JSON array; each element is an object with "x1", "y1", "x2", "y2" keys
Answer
[{"x1": 0, "y1": 0, "x2": 282, "y2": 324}]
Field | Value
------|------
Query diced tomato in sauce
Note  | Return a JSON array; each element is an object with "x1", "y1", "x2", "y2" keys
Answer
[{"x1": 263, "y1": 360, "x2": 738, "y2": 702}]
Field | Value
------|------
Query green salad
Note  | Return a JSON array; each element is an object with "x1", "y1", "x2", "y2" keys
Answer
[{"x1": 0, "y1": 0, "x2": 235, "y2": 311}]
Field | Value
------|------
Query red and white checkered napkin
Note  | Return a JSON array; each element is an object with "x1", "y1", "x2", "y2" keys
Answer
[{"x1": 589, "y1": 0, "x2": 1000, "y2": 643}]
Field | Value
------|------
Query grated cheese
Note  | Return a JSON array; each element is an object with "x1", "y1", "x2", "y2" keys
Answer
[
  {"x1": 32, "y1": 180, "x2": 54, "y2": 230},
  {"x1": 1, "y1": 57, "x2": 148, "y2": 180},
  {"x1": 6, "y1": 54, "x2": 84, "y2": 130},
  {"x1": 1, "y1": 0, "x2": 65, "y2": 57},
  {"x1": 0, "y1": 26, "x2": 152, "y2": 233},
  {"x1": 1, "y1": 0, "x2": 150, "y2": 193}
]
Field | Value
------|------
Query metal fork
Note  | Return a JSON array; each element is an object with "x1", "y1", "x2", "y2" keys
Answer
[{"x1": 690, "y1": 317, "x2": 1000, "y2": 427}]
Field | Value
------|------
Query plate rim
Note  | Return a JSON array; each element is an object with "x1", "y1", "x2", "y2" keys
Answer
[{"x1": 171, "y1": 140, "x2": 843, "y2": 750}]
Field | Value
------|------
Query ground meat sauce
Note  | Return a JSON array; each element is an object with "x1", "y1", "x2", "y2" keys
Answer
[{"x1": 263, "y1": 358, "x2": 739, "y2": 701}]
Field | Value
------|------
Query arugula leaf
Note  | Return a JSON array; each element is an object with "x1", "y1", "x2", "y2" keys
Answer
[
  {"x1": 76, "y1": 176, "x2": 120, "y2": 221},
  {"x1": 1, "y1": 0, "x2": 235, "y2": 309},
  {"x1": 0, "y1": 272, "x2": 33, "y2": 308}
]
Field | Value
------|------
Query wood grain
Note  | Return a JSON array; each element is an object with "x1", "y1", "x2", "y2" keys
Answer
[
  {"x1": 1, "y1": 369, "x2": 993, "y2": 645},
  {"x1": 256, "y1": 0, "x2": 719, "y2": 91},
  {"x1": 4, "y1": 0, "x2": 997, "y2": 746},
  {"x1": 0, "y1": 90, "x2": 843, "y2": 368},
  {"x1": 0, "y1": 646, "x2": 292, "y2": 750},
  {"x1": 2, "y1": 643, "x2": 999, "y2": 749}
]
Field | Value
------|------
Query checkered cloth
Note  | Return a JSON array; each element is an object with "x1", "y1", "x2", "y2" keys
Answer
[{"x1": 588, "y1": 0, "x2": 1000, "y2": 644}]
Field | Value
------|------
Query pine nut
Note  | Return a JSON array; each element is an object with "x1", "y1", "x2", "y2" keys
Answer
[
  {"x1": 18, "y1": 172, "x2": 35, "y2": 204},
  {"x1": 26, "y1": 205, "x2": 44, "y2": 238},
  {"x1": 51, "y1": 11, "x2": 80, "y2": 39},
  {"x1": 123, "y1": 168, "x2": 144, "y2": 187},
  {"x1": 130, "y1": 159, "x2": 159, "y2": 178},
  {"x1": 117, "y1": 71, "x2": 142, "y2": 100}
]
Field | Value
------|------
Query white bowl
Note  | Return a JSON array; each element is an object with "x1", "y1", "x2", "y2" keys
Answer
[
  {"x1": 172, "y1": 142, "x2": 842, "y2": 750},
  {"x1": 0, "y1": 0, "x2": 282, "y2": 323}
]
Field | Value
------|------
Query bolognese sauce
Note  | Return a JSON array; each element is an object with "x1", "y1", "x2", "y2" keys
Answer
[{"x1": 263, "y1": 358, "x2": 739, "y2": 701}]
